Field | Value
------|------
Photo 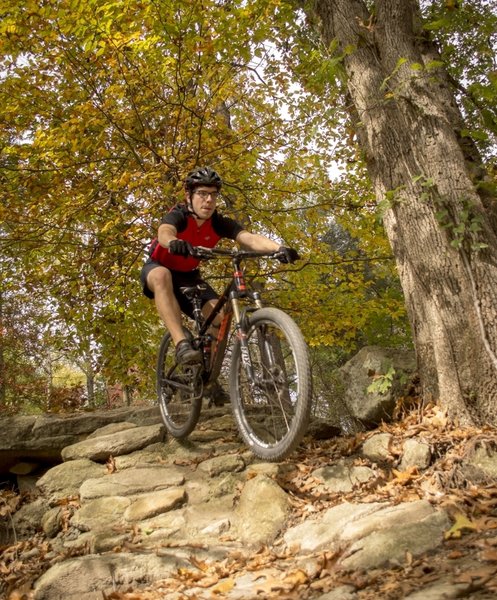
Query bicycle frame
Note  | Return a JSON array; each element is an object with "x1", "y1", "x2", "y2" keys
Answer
[{"x1": 193, "y1": 253, "x2": 265, "y2": 384}]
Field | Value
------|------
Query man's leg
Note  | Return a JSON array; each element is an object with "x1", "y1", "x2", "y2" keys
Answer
[{"x1": 146, "y1": 266, "x2": 201, "y2": 364}]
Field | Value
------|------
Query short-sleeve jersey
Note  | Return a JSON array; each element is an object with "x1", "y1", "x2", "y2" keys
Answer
[{"x1": 149, "y1": 204, "x2": 244, "y2": 271}]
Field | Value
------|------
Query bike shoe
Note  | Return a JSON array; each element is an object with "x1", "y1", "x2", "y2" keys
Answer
[{"x1": 175, "y1": 339, "x2": 202, "y2": 365}]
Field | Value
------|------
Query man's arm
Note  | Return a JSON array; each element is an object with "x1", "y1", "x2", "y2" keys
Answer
[
  {"x1": 157, "y1": 223, "x2": 178, "y2": 248},
  {"x1": 235, "y1": 230, "x2": 280, "y2": 252}
]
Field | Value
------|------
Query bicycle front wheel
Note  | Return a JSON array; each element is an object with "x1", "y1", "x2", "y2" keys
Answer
[
  {"x1": 229, "y1": 307, "x2": 312, "y2": 461},
  {"x1": 156, "y1": 331, "x2": 202, "y2": 438}
]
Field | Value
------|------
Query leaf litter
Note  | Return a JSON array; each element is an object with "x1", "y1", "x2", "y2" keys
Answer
[{"x1": 2, "y1": 403, "x2": 497, "y2": 599}]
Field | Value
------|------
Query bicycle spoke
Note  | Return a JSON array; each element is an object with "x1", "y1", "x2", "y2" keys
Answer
[{"x1": 230, "y1": 310, "x2": 310, "y2": 459}]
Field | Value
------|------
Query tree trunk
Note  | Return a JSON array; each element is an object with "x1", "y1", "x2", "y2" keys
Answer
[
  {"x1": 0, "y1": 288, "x2": 5, "y2": 406},
  {"x1": 312, "y1": 0, "x2": 497, "y2": 424}
]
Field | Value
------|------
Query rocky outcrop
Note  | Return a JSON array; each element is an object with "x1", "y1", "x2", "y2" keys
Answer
[
  {"x1": 4, "y1": 403, "x2": 497, "y2": 600},
  {"x1": 0, "y1": 406, "x2": 161, "y2": 471}
]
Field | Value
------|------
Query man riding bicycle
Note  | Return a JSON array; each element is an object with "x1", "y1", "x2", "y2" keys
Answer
[{"x1": 140, "y1": 167, "x2": 300, "y2": 379}]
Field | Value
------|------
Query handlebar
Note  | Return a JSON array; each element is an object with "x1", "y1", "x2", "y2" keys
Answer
[{"x1": 190, "y1": 246, "x2": 286, "y2": 261}]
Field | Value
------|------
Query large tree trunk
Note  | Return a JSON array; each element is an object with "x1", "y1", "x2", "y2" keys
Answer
[{"x1": 312, "y1": 0, "x2": 497, "y2": 424}]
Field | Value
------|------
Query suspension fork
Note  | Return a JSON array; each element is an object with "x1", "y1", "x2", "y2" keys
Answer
[{"x1": 230, "y1": 292, "x2": 256, "y2": 384}]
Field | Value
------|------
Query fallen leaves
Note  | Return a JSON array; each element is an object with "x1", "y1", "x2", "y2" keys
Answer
[
  {"x1": 445, "y1": 512, "x2": 479, "y2": 539},
  {"x1": 3, "y1": 405, "x2": 497, "y2": 600}
]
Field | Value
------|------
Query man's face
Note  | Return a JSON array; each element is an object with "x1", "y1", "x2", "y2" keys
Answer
[{"x1": 190, "y1": 186, "x2": 219, "y2": 220}]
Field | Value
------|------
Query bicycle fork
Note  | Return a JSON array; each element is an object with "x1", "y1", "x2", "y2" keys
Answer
[{"x1": 231, "y1": 291, "x2": 265, "y2": 387}]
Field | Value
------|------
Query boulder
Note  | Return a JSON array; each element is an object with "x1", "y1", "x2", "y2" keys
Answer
[{"x1": 338, "y1": 346, "x2": 416, "y2": 425}]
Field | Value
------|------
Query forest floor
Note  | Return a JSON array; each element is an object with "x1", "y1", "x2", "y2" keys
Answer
[{"x1": 2, "y1": 402, "x2": 497, "y2": 599}]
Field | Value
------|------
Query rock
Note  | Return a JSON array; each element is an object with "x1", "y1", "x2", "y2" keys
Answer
[
  {"x1": 284, "y1": 502, "x2": 384, "y2": 552},
  {"x1": 36, "y1": 458, "x2": 106, "y2": 503},
  {"x1": 9, "y1": 461, "x2": 39, "y2": 475},
  {"x1": 124, "y1": 488, "x2": 186, "y2": 522},
  {"x1": 197, "y1": 454, "x2": 245, "y2": 476},
  {"x1": 340, "y1": 508, "x2": 450, "y2": 570},
  {"x1": 315, "y1": 587, "x2": 358, "y2": 600},
  {"x1": 0, "y1": 407, "x2": 161, "y2": 472},
  {"x1": 33, "y1": 552, "x2": 192, "y2": 600},
  {"x1": 400, "y1": 438, "x2": 432, "y2": 471},
  {"x1": 10, "y1": 498, "x2": 50, "y2": 540},
  {"x1": 61, "y1": 424, "x2": 165, "y2": 461},
  {"x1": 313, "y1": 460, "x2": 376, "y2": 493},
  {"x1": 338, "y1": 346, "x2": 416, "y2": 425},
  {"x1": 235, "y1": 475, "x2": 290, "y2": 545},
  {"x1": 404, "y1": 580, "x2": 472, "y2": 599},
  {"x1": 86, "y1": 422, "x2": 137, "y2": 439},
  {"x1": 41, "y1": 507, "x2": 63, "y2": 538},
  {"x1": 361, "y1": 433, "x2": 394, "y2": 462},
  {"x1": 71, "y1": 496, "x2": 131, "y2": 531},
  {"x1": 465, "y1": 442, "x2": 497, "y2": 480},
  {"x1": 79, "y1": 466, "x2": 185, "y2": 500},
  {"x1": 284, "y1": 499, "x2": 450, "y2": 571}
]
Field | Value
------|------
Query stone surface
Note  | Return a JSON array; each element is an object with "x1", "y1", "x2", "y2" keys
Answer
[
  {"x1": 124, "y1": 487, "x2": 186, "y2": 522},
  {"x1": 0, "y1": 407, "x2": 161, "y2": 471},
  {"x1": 338, "y1": 346, "x2": 416, "y2": 424},
  {"x1": 313, "y1": 460, "x2": 376, "y2": 493},
  {"x1": 400, "y1": 437, "x2": 432, "y2": 470},
  {"x1": 4, "y1": 375, "x2": 494, "y2": 600},
  {"x1": 71, "y1": 496, "x2": 132, "y2": 531},
  {"x1": 36, "y1": 458, "x2": 106, "y2": 503},
  {"x1": 33, "y1": 553, "x2": 192, "y2": 600},
  {"x1": 79, "y1": 466, "x2": 185, "y2": 500},
  {"x1": 235, "y1": 474, "x2": 291, "y2": 545},
  {"x1": 61, "y1": 424, "x2": 165, "y2": 461},
  {"x1": 361, "y1": 432, "x2": 394, "y2": 462}
]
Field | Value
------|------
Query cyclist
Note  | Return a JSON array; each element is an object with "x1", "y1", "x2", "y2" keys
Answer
[{"x1": 141, "y1": 167, "x2": 299, "y2": 397}]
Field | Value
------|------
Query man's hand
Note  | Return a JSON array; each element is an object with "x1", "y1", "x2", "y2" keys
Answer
[
  {"x1": 277, "y1": 246, "x2": 300, "y2": 264},
  {"x1": 168, "y1": 239, "x2": 194, "y2": 257}
]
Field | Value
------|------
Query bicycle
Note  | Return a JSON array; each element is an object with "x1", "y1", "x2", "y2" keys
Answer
[{"x1": 156, "y1": 246, "x2": 313, "y2": 461}]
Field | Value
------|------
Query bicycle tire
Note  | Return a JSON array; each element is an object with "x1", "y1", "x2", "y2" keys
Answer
[
  {"x1": 156, "y1": 330, "x2": 202, "y2": 438},
  {"x1": 229, "y1": 307, "x2": 312, "y2": 461}
]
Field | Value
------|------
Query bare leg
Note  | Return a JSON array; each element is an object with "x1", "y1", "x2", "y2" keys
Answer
[{"x1": 146, "y1": 266, "x2": 186, "y2": 345}]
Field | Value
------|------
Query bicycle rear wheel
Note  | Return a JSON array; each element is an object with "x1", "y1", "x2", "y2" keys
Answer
[
  {"x1": 156, "y1": 331, "x2": 202, "y2": 438},
  {"x1": 229, "y1": 307, "x2": 312, "y2": 461}
]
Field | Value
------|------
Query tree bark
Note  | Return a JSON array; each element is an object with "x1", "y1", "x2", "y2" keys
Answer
[{"x1": 311, "y1": 0, "x2": 497, "y2": 424}]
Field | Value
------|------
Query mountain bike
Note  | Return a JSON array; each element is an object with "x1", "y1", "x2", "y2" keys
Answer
[{"x1": 156, "y1": 246, "x2": 312, "y2": 461}]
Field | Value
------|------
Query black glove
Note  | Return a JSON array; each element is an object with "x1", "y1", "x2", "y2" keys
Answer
[
  {"x1": 168, "y1": 239, "x2": 194, "y2": 257},
  {"x1": 278, "y1": 246, "x2": 300, "y2": 264}
]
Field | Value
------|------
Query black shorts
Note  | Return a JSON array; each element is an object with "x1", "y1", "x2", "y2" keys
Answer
[{"x1": 140, "y1": 261, "x2": 218, "y2": 319}]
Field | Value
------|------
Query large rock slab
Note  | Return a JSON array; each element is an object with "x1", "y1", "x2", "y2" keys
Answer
[
  {"x1": 33, "y1": 552, "x2": 192, "y2": 600},
  {"x1": 284, "y1": 499, "x2": 450, "y2": 570},
  {"x1": 124, "y1": 487, "x2": 186, "y2": 522},
  {"x1": 79, "y1": 466, "x2": 185, "y2": 500},
  {"x1": 0, "y1": 407, "x2": 161, "y2": 471},
  {"x1": 61, "y1": 424, "x2": 166, "y2": 461},
  {"x1": 71, "y1": 496, "x2": 132, "y2": 531},
  {"x1": 36, "y1": 458, "x2": 106, "y2": 503}
]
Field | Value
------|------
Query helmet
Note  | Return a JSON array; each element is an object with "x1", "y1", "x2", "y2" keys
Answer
[{"x1": 185, "y1": 167, "x2": 222, "y2": 192}]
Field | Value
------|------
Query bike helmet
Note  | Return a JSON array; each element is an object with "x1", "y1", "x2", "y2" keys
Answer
[{"x1": 185, "y1": 167, "x2": 222, "y2": 192}]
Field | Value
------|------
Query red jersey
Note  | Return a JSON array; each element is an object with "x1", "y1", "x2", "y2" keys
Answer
[{"x1": 149, "y1": 204, "x2": 244, "y2": 271}]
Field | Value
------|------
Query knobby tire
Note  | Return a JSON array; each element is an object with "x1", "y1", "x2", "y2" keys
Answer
[
  {"x1": 156, "y1": 331, "x2": 201, "y2": 438},
  {"x1": 229, "y1": 307, "x2": 312, "y2": 461}
]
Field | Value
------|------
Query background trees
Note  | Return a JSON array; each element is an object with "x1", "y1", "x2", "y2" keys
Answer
[{"x1": 2, "y1": 0, "x2": 494, "y2": 420}]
